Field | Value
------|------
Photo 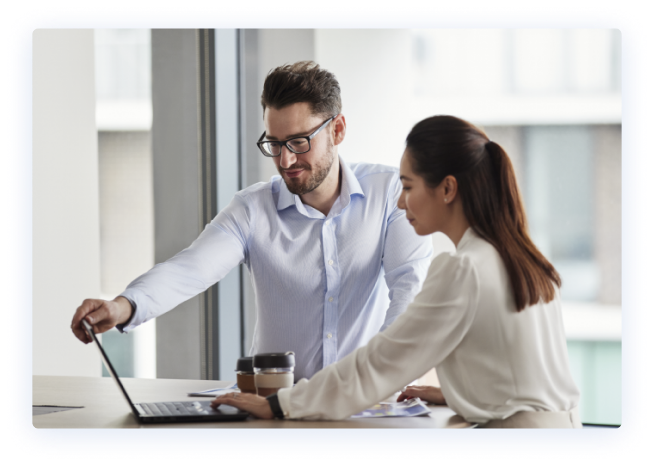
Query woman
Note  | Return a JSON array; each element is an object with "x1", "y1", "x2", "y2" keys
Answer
[{"x1": 212, "y1": 115, "x2": 581, "y2": 428}]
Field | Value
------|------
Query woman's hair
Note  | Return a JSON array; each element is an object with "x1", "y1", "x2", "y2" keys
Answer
[{"x1": 405, "y1": 115, "x2": 561, "y2": 311}]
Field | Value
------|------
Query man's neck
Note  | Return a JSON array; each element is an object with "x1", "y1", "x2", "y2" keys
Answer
[{"x1": 300, "y1": 159, "x2": 342, "y2": 217}]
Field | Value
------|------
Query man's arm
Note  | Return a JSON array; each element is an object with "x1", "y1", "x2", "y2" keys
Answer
[
  {"x1": 70, "y1": 195, "x2": 251, "y2": 341},
  {"x1": 380, "y1": 176, "x2": 434, "y2": 330}
]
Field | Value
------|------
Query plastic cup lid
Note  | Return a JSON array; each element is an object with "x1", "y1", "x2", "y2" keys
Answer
[
  {"x1": 235, "y1": 356, "x2": 254, "y2": 372},
  {"x1": 252, "y1": 351, "x2": 295, "y2": 369}
]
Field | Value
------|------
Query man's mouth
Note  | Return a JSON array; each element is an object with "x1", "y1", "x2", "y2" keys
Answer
[
  {"x1": 282, "y1": 165, "x2": 309, "y2": 179},
  {"x1": 284, "y1": 169, "x2": 304, "y2": 178}
]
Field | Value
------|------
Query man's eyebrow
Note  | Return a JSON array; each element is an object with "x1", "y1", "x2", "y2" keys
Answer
[
  {"x1": 265, "y1": 119, "x2": 329, "y2": 141},
  {"x1": 264, "y1": 129, "x2": 312, "y2": 141}
]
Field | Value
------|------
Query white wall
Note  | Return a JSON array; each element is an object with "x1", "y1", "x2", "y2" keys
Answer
[
  {"x1": 315, "y1": 29, "x2": 414, "y2": 170},
  {"x1": 33, "y1": 29, "x2": 101, "y2": 376}
]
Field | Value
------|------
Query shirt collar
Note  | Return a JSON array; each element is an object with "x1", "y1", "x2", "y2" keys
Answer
[
  {"x1": 456, "y1": 227, "x2": 478, "y2": 250},
  {"x1": 276, "y1": 156, "x2": 365, "y2": 213}
]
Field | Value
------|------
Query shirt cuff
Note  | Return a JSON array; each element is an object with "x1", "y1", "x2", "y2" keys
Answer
[
  {"x1": 276, "y1": 386, "x2": 293, "y2": 419},
  {"x1": 115, "y1": 294, "x2": 138, "y2": 333}
]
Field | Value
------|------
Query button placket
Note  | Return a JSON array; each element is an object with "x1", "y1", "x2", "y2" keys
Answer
[{"x1": 321, "y1": 217, "x2": 340, "y2": 367}]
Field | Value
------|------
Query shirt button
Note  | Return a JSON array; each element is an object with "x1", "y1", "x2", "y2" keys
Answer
[
  {"x1": 328, "y1": 260, "x2": 334, "y2": 266},
  {"x1": 328, "y1": 297, "x2": 333, "y2": 302},
  {"x1": 327, "y1": 333, "x2": 332, "y2": 339}
]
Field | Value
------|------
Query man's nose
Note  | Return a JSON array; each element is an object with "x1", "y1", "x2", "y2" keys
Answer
[{"x1": 279, "y1": 145, "x2": 297, "y2": 169}]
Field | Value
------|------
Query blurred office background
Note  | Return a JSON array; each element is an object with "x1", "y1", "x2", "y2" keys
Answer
[{"x1": 33, "y1": 29, "x2": 621, "y2": 425}]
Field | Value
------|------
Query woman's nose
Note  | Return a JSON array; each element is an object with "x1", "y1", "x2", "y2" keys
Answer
[{"x1": 397, "y1": 192, "x2": 406, "y2": 210}]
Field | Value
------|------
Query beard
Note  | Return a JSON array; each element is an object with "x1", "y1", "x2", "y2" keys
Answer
[{"x1": 279, "y1": 142, "x2": 336, "y2": 195}]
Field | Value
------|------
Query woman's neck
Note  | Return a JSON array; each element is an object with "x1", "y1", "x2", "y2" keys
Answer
[{"x1": 442, "y1": 201, "x2": 471, "y2": 248}]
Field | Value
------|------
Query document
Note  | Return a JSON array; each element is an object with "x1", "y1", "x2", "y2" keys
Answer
[
  {"x1": 350, "y1": 398, "x2": 431, "y2": 418},
  {"x1": 188, "y1": 383, "x2": 239, "y2": 397}
]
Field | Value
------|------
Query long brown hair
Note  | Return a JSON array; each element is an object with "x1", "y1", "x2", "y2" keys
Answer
[{"x1": 406, "y1": 115, "x2": 561, "y2": 311}]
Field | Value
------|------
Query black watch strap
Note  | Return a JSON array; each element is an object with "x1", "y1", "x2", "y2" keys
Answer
[{"x1": 266, "y1": 393, "x2": 285, "y2": 419}]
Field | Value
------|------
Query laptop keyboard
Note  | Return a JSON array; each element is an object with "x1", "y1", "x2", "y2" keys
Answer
[{"x1": 141, "y1": 401, "x2": 207, "y2": 416}]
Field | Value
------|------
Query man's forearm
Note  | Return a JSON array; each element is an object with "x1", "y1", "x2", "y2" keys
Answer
[{"x1": 113, "y1": 296, "x2": 135, "y2": 326}]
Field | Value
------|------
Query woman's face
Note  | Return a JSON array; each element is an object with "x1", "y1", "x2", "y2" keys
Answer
[{"x1": 398, "y1": 150, "x2": 444, "y2": 236}]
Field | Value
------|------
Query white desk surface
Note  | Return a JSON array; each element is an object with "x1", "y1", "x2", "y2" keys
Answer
[{"x1": 33, "y1": 375, "x2": 471, "y2": 429}]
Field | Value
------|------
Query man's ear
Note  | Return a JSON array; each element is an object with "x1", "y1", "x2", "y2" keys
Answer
[{"x1": 332, "y1": 115, "x2": 346, "y2": 146}]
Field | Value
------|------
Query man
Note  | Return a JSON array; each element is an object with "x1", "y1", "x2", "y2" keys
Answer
[{"x1": 71, "y1": 61, "x2": 433, "y2": 380}]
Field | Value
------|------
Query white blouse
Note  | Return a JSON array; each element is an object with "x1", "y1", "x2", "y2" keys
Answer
[{"x1": 277, "y1": 228, "x2": 580, "y2": 424}]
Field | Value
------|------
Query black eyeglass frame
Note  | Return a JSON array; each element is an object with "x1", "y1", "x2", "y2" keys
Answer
[{"x1": 256, "y1": 115, "x2": 338, "y2": 157}]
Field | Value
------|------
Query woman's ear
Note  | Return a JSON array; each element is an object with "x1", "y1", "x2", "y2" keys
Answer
[{"x1": 442, "y1": 175, "x2": 458, "y2": 203}]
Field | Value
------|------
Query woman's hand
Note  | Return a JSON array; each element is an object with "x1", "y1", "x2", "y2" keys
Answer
[
  {"x1": 396, "y1": 385, "x2": 446, "y2": 405},
  {"x1": 211, "y1": 392, "x2": 275, "y2": 419}
]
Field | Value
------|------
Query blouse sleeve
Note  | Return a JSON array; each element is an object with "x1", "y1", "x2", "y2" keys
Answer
[{"x1": 277, "y1": 251, "x2": 480, "y2": 420}]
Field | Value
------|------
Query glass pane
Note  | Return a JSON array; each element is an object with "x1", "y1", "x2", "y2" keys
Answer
[{"x1": 94, "y1": 29, "x2": 156, "y2": 379}]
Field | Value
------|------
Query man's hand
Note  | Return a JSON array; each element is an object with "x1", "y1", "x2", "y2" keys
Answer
[
  {"x1": 396, "y1": 385, "x2": 446, "y2": 405},
  {"x1": 71, "y1": 296, "x2": 134, "y2": 343},
  {"x1": 211, "y1": 392, "x2": 274, "y2": 419}
]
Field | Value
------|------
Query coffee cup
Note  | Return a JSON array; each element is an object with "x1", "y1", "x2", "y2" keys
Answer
[
  {"x1": 253, "y1": 352, "x2": 295, "y2": 397},
  {"x1": 235, "y1": 356, "x2": 256, "y2": 394}
]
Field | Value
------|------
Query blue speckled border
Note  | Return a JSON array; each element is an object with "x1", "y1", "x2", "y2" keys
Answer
[{"x1": 7, "y1": 8, "x2": 647, "y2": 457}]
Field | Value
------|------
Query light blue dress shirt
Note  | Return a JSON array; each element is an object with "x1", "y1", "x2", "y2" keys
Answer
[{"x1": 119, "y1": 157, "x2": 433, "y2": 380}]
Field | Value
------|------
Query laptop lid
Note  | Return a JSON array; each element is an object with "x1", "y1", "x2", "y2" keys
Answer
[
  {"x1": 82, "y1": 319, "x2": 143, "y2": 418},
  {"x1": 82, "y1": 319, "x2": 249, "y2": 423}
]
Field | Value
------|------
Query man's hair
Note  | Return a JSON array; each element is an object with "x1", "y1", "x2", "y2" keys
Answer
[{"x1": 261, "y1": 61, "x2": 342, "y2": 118}]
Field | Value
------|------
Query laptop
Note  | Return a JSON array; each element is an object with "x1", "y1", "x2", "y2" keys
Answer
[{"x1": 82, "y1": 319, "x2": 249, "y2": 424}]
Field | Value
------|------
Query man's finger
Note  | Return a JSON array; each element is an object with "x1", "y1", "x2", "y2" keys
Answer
[
  {"x1": 71, "y1": 326, "x2": 89, "y2": 344},
  {"x1": 71, "y1": 299, "x2": 108, "y2": 344},
  {"x1": 71, "y1": 299, "x2": 102, "y2": 328},
  {"x1": 71, "y1": 312, "x2": 92, "y2": 343},
  {"x1": 85, "y1": 304, "x2": 109, "y2": 326}
]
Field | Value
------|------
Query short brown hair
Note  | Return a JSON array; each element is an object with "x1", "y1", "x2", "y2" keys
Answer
[
  {"x1": 406, "y1": 115, "x2": 561, "y2": 311},
  {"x1": 261, "y1": 61, "x2": 342, "y2": 118}
]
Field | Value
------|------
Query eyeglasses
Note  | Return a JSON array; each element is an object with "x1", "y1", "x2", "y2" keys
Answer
[{"x1": 256, "y1": 115, "x2": 337, "y2": 157}]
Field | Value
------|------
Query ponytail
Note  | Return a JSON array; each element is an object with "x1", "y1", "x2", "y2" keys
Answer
[
  {"x1": 476, "y1": 140, "x2": 561, "y2": 310},
  {"x1": 485, "y1": 141, "x2": 524, "y2": 230}
]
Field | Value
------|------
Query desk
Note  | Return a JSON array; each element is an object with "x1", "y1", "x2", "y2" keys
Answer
[{"x1": 33, "y1": 375, "x2": 471, "y2": 428}]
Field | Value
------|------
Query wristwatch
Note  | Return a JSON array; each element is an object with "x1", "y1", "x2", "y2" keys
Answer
[{"x1": 266, "y1": 393, "x2": 285, "y2": 419}]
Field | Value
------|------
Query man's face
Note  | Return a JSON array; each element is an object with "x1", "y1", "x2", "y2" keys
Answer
[{"x1": 263, "y1": 102, "x2": 336, "y2": 196}]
